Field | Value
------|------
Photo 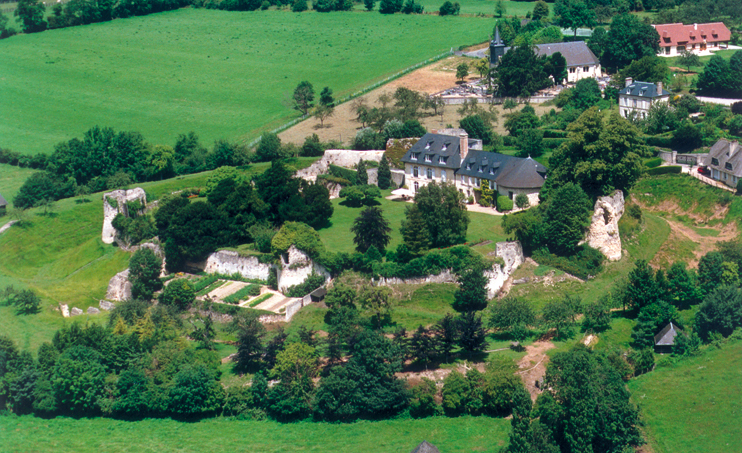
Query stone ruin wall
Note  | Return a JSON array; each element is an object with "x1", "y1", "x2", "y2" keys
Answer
[
  {"x1": 376, "y1": 241, "x2": 525, "y2": 298},
  {"x1": 203, "y1": 250, "x2": 272, "y2": 281},
  {"x1": 101, "y1": 188, "x2": 147, "y2": 244},
  {"x1": 296, "y1": 150, "x2": 386, "y2": 182},
  {"x1": 276, "y1": 245, "x2": 331, "y2": 293},
  {"x1": 581, "y1": 190, "x2": 625, "y2": 261}
]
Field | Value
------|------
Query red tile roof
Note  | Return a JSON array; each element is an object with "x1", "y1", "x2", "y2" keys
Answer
[{"x1": 653, "y1": 22, "x2": 731, "y2": 47}]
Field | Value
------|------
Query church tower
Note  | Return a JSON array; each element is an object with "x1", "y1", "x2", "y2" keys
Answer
[{"x1": 489, "y1": 26, "x2": 506, "y2": 66}]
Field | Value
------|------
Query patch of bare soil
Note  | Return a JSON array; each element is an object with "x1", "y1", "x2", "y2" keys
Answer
[
  {"x1": 652, "y1": 218, "x2": 737, "y2": 267},
  {"x1": 278, "y1": 55, "x2": 557, "y2": 147},
  {"x1": 517, "y1": 341, "x2": 555, "y2": 401}
]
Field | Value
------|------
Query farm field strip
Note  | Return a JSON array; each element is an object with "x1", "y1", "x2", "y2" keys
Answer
[{"x1": 0, "y1": 8, "x2": 494, "y2": 155}]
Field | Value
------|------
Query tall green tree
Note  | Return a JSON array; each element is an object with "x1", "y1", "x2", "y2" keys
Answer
[
  {"x1": 413, "y1": 182, "x2": 470, "y2": 248},
  {"x1": 377, "y1": 156, "x2": 392, "y2": 189},
  {"x1": 256, "y1": 132, "x2": 283, "y2": 162},
  {"x1": 129, "y1": 248, "x2": 163, "y2": 300},
  {"x1": 495, "y1": 44, "x2": 552, "y2": 97},
  {"x1": 453, "y1": 265, "x2": 489, "y2": 313},
  {"x1": 554, "y1": 0, "x2": 595, "y2": 39},
  {"x1": 14, "y1": 0, "x2": 46, "y2": 33},
  {"x1": 351, "y1": 206, "x2": 392, "y2": 254},
  {"x1": 400, "y1": 204, "x2": 430, "y2": 257},
  {"x1": 456, "y1": 311, "x2": 487, "y2": 354},
  {"x1": 544, "y1": 183, "x2": 592, "y2": 256},
  {"x1": 698, "y1": 251, "x2": 725, "y2": 296},
  {"x1": 600, "y1": 14, "x2": 660, "y2": 71},
  {"x1": 694, "y1": 285, "x2": 742, "y2": 342},
  {"x1": 319, "y1": 86, "x2": 334, "y2": 107},
  {"x1": 356, "y1": 159, "x2": 368, "y2": 185},
  {"x1": 379, "y1": 0, "x2": 402, "y2": 13},
  {"x1": 488, "y1": 297, "x2": 536, "y2": 341},
  {"x1": 532, "y1": 0, "x2": 549, "y2": 20},
  {"x1": 292, "y1": 81, "x2": 315, "y2": 116},
  {"x1": 697, "y1": 55, "x2": 734, "y2": 96},
  {"x1": 677, "y1": 50, "x2": 701, "y2": 73}
]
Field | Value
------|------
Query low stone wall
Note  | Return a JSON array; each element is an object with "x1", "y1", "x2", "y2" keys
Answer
[
  {"x1": 203, "y1": 250, "x2": 271, "y2": 281},
  {"x1": 376, "y1": 241, "x2": 524, "y2": 297}
]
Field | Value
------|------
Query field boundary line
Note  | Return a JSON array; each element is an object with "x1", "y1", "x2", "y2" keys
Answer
[{"x1": 245, "y1": 49, "x2": 454, "y2": 148}]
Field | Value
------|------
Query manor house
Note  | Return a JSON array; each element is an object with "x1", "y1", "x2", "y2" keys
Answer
[
  {"x1": 401, "y1": 130, "x2": 546, "y2": 206},
  {"x1": 652, "y1": 22, "x2": 731, "y2": 57}
]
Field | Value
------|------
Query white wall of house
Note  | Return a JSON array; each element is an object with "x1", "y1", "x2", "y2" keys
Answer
[
  {"x1": 659, "y1": 40, "x2": 727, "y2": 57},
  {"x1": 405, "y1": 163, "x2": 451, "y2": 193},
  {"x1": 566, "y1": 63, "x2": 602, "y2": 83},
  {"x1": 618, "y1": 95, "x2": 668, "y2": 119}
]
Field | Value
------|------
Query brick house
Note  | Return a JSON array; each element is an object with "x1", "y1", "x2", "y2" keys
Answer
[
  {"x1": 618, "y1": 78, "x2": 671, "y2": 120},
  {"x1": 706, "y1": 139, "x2": 742, "y2": 188},
  {"x1": 401, "y1": 130, "x2": 546, "y2": 206},
  {"x1": 652, "y1": 22, "x2": 731, "y2": 57},
  {"x1": 490, "y1": 27, "x2": 602, "y2": 84}
]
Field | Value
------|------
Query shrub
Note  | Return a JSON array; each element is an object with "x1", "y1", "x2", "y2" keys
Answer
[
  {"x1": 514, "y1": 193, "x2": 529, "y2": 209},
  {"x1": 644, "y1": 157, "x2": 663, "y2": 168},
  {"x1": 496, "y1": 195, "x2": 513, "y2": 212},
  {"x1": 161, "y1": 279, "x2": 196, "y2": 311},
  {"x1": 532, "y1": 245, "x2": 605, "y2": 280},
  {"x1": 328, "y1": 164, "x2": 358, "y2": 185},
  {"x1": 284, "y1": 273, "x2": 326, "y2": 297},
  {"x1": 647, "y1": 166, "x2": 682, "y2": 175},
  {"x1": 438, "y1": 0, "x2": 459, "y2": 15}
]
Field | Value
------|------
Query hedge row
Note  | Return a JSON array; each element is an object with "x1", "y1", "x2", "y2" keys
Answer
[
  {"x1": 329, "y1": 164, "x2": 358, "y2": 185},
  {"x1": 543, "y1": 130, "x2": 567, "y2": 138},
  {"x1": 644, "y1": 157, "x2": 663, "y2": 169},
  {"x1": 644, "y1": 135, "x2": 673, "y2": 148},
  {"x1": 647, "y1": 166, "x2": 682, "y2": 175},
  {"x1": 372, "y1": 246, "x2": 480, "y2": 280}
]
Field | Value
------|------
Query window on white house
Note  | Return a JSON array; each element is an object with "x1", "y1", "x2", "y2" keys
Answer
[
  {"x1": 413, "y1": 166, "x2": 419, "y2": 177},
  {"x1": 712, "y1": 158, "x2": 720, "y2": 166},
  {"x1": 414, "y1": 181, "x2": 419, "y2": 192},
  {"x1": 569, "y1": 67, "x2": 576, "y2": 73},
  {"x1": 461, "y1": 175, "x2": 465, "y2": 183},
  {"x1": 466, "y1": 163, "x2": 471, "y2": 170},
  {"x1": 469, "y1": 176, "x2": 474, "y2": 185},
  {"x1": 411, "y1": 153, "x2": 419, "y2": 160},
  {"x1": 725, "y1": 162, "x2": 733, "y2": 171},
  {"x1": 441, "y1": 171, "x2": 447, "y2": 182},
  {"x1": 489, "y1": 180, "x2": 495, "y2": 190},
  {"x1": 583, "y1": 66, "x2": 589, "y2": 72},
  {"x1": 426, "y1": 168, "x2": 433, "y2": 179},
  {"x1": 478, "y1": 166, "x2": 483, "y2": 173},
  {"x1": 475, "y1": 178, "x2": 480, "y2": 187}
]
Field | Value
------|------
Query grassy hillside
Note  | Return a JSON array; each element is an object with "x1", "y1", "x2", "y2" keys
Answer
[
  {"x1": 0, "y1": 414, "x2": 510, "y2": 453},
  {"x1": 628, "y1": 340, "x2": 742, "y2": 453},
  {"x1": 0, "y1": 8, "x2": 494, "y2": 155},
  {"x1": 0, "y1": 163, "x2": 36, "y2": 203}
]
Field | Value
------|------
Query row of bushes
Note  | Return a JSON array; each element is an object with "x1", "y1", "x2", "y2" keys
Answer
[
  {"x1": 532, "y1": 245, "x2": 605, "y2": 280},
  {"x1": 644, "y1": 157, "x2": 663, "y2": 169},
  {"x1": 647, "y1": 166, "x2": 682, "y2": 176},
  {"x1": 328, "y1": 164, "x2": 358, "y2": 185},
  {"x1": 372, "y1": 246, "x2": 482, "y2": 280},
  {"x1": 284, "y1": 273, "x2": 326, "y2": 297}
]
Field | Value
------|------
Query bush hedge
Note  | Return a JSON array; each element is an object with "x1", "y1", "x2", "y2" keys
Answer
[
  {"x1": 647, "y1": 166, "x2": 682, "y2": 175},
  {"x1": 329, "y1": 164, "x2": 358, "y2": 185},
  {"x1": 644, "y1": 157, "x2": 663, "y2": 168},
  {"x1": 496, "y1": 195, "x2": 513, "y2": 212},
  {"x1": 372, "y1": 246, "x2": 482, "y2": 280},
  {"x1": 532, "y1": 245, "x2": 605, "y2": 280},
  {"x1": 644, "y1": 135, "x2": 673, "y2": 148},
  {"x1": 543, "y1": 129, "x2": 567, "y2": 138}
]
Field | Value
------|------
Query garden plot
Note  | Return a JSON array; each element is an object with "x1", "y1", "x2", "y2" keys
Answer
[
  {"x1": 203, "y1": 281, "x2": 249, "y2": 302},
  {"x1": 251, "y1": 290, "x2": 297, "y2": 313}
]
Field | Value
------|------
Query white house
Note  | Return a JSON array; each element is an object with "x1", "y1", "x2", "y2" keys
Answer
[
  {"x1": 618, "y1": 79, "x2": 671, "y2": 120},
  {"x1": 400, "y1": 130, "x2": 546, "y2": 206},
  {"x1": 652, "y1": 22, "x2": 731, "y2": 57},
  {"x1": 706, "y1": 139, "x2": 742, "y2": 188},
  {"x1": 490, "y1": 28, "x2": 602, "y2": 84}
]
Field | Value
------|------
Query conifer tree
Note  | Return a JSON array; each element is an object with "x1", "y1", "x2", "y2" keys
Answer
[
  {"x1": 400, "y1": 204, "x2": 430, "y2": 257},
  {"x1": 356, "y1": 159, "x2": 368, "y2": 185},
  {"x1": 377, "y1": 156, "x2": 392, "y2": 189}
]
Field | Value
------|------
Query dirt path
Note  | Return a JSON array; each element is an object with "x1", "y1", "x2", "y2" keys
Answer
[
  {"x1": 517, "y1": 341, "x2": 555, "y2": 401},
  {"x1": 653, "y1": 217, "x2": 738, "y2": 267}
]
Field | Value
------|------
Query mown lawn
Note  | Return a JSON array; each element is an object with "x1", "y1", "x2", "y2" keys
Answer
[
  {"x1": 628, "y1": 339, "x2": 742, "y2": 453},
  {"x1": 0, "y1": 163, "x2": 36, "y2": 203},
  {"x1": 0, "y1": 8, "x2": 495, "y2": 155},
  {"x1": 0, "y1": 414, "x2": 510, "y2": 453}
]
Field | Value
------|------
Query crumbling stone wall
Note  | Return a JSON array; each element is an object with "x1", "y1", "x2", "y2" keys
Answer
[
  {"x1": 276, "y1": 245, "x2": 330, "y2": 293},
  {"x1": 203, "y1": 250, "x2": 272, "y2": 281},
  {"x1": 582, "y1": 190, "x2": 624, "y2": 261},
  {"x1": 296, "y1": 150, "x2": 385, "y2": 182},
  {"x1": 102, "y1": 188, "x2": 147, "y2": 244}
]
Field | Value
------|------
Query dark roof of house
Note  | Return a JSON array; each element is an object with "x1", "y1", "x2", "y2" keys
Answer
[
  {"x1": 652, "y1": 22, "x2": 731, "y2": 46},
  {"x1": 457, "y1": 151, "x2": 547, "y2": 189},
  {"x1": 619, "y1": 81, "x2": 671, "y2": 98},
  {"x1": 411, "y1": 441, "x2": 441, "y2": 453},
  {"x1": 708, "y1": 139, "x2": 742, "y2": 177},
  {"x1": 400, "y1": 133, "x2": 463, "y2": 170},
  {"x1": 0, "y1": 193, "x2": 7, "y2": 207},
  {"x1": 498, "y1": 41, "x2": 599, "y2": 67},
  {"x1": 654, "y1": 322, "x2": 681, "y2": 346}
]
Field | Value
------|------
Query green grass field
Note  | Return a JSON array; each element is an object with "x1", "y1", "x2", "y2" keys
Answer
[
  {"x1": 0, "y1": 414, "x2": 510, "y2": 453},
  {"x1": 0, "y1": 8, "x2": 495, "y2": 155},
  {"x1": 628, "y1": 339, "x2": 742, "y2": 453},
  {"x1": 0, "y1": 164, "x2": 37, "y2": 203}
]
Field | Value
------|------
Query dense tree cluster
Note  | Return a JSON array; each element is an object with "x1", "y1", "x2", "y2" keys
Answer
[
  {"x1": 588, "y1": 14, "x2": 660, "y2": 72},
  {"x1": 697, "y1": 51, "x2": 742, "y2": 98}
]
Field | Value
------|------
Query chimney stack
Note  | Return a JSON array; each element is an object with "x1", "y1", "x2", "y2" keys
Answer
[
  {"x1": 657, "y1": 81, "x2": 663, "y2": 93},
  {"x1": 460, "y1": 132, "x2": 469, "y2": 160},
  {"x1": 625, "y1": 77, "x2": 633, "y2": 88},
  {"x1": 694, "y1": 23, "x2": 697, "y2": 30}
]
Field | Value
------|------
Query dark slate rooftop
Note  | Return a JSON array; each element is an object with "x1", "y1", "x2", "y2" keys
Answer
[
  {"x1": 654, "y1": 322, "x2": 681, "y2": 346},
  {"x1": 411, "y1": 441, "x2": 441, "y2": 453},
  {"x1": 708, "y1": 139, "x2": 742, "y2": 177},
  {"x1": 458, "y1": 151, "x2": 547, "y2": 189},
  {"x1": 0, "y1": 193, "x2": 7, "y2": 207},
  {"x1": 618, "y1": 81, "x2": 671, "y2": 98},
  {"x1": 499, "y1": 41, "x2": 600, "y2": 67},
  {"x1": 401, "y1": 133, "x2": 463, "y2": 170}
]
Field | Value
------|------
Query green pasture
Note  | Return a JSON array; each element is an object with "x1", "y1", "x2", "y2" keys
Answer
[
  {"x1": 0, "y1": 414, "x2": 509, "y2": 453},
  {"x1": 629, "y1": 339, "x2": 742, "y2": 453},
  {"x1": 0, "y1": 164, "x2": 36, "y2": 203},
  {"x1": 406, "y1": 0, "x2": 549, "y2": 17},
  {"x1": 0, "y1": 8, "x2": 494, "y2": 156}
]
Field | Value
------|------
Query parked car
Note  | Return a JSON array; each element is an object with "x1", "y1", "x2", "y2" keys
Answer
[{"x1": 698, "y1": 166, "x2": 710, "y2": 175}]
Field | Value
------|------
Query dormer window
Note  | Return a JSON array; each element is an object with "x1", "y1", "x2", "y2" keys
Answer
[
  {"x1": 466, "y1": 163, "x2": 471, "y2": 170},
  {"x1": 489, "y1": 168, "x2": 495, "y2": 175},
  {"x1": 439, "y1": 156, "x2": 448, "y2": 164},
  {"x1": 412, "y1": 152, "x2": 420, "y2": 161},
  {"x1": 425, "y1": 141, "x2": 433, "y2": 150},
  {"x1": 712, "y1": 158, "x2": 719, "y2": 166},
  {"x1": 725, "y1": 162, "x2": 733, "y2": 171},
  {"x1": 425, "y1": 154, "x2": 432, "y2": 162},
  {"x1": 442, "y1": 142, "x2": 450, "y2": 151},
  {"x1": 478, "y1": 166, "x2": 483, "y2": 173}
]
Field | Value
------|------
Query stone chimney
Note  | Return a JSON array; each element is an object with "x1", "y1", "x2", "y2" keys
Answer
[
  {"x1": 625, "y1": 77, "x2": 633, "y2": 88},
  {"x1": 657, "y1": 81, "x2": 663, "y2": 94},
  {"x1": 459, "y1": 132, "x2": 469, "y2": 160},
  {"x1": 694, "y1": 23, "x2": 697, "y2": 30}
]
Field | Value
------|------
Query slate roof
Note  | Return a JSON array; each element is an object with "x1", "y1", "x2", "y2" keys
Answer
[
  {"x1": 653, "y1": 22, "x2": 731, "y2": 47},
  {"x1": 0, "y1": 193, "x2": 7, "y2": 207},
  {"x1": 497, "y1": 41, "x2": 600, "y2": 67},
  {"x1": 654, "y1": 322, "x2": 681, "y2": 346},
  {"x1": 708, "y1": 139, "x2": 742, "y2": 177},
  {"x1": 618, "y1": 81, "x2": 671, "y2": 98},
  {"x1": 457, "y1": 151, "x2": 547, "y2": 189},
  {"x1": 401, "y1": 133, "x2": 463, "y2": 171},
  {"x1": 411, "y1": 441, "x2": 441, "y2": 453}
]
